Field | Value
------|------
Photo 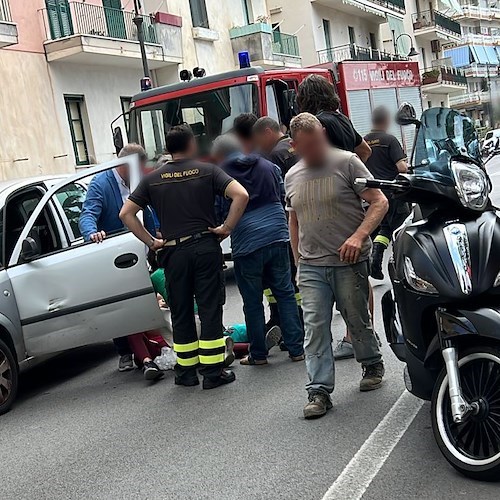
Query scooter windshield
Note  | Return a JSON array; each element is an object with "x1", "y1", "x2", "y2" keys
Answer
[{"x1": 412, "y1": 108, "x2": 480, "y2": 185}]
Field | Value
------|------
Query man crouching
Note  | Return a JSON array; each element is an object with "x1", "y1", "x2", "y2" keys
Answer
[{"x1": 285, "y1": 113, "x2": 389, "y2": 419}]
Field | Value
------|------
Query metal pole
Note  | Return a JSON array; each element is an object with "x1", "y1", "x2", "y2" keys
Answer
[
  {"x1": 133, "y1": 0, "x2": 150, "y2": 78},
  {"x1": 487, "y1": 65, "x2": 494, "y2": 127}
]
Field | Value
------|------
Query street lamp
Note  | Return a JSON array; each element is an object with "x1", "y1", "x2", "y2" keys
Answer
[
  {"x1": 394, "y1": 33, "x2": 419, "y2": 58},
  {"x1": 132, "y1": 0, "x2": 151, "y2": 87}
]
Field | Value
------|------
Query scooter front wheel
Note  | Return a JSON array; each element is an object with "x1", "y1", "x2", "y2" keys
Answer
[{"x1": 431, "y1": 346, "x2": 500, "y2": 481}]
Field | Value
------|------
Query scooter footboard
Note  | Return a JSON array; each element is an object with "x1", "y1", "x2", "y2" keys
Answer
[{"x1": 437, "y1": 306, "x2": 500, "y2": 341}]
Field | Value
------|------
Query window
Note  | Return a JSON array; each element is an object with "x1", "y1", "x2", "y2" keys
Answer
[
  {"x1": 135, "y1": 84, "x2": 259, "y2": 157},
  {"x1": 266, "y1": 84, "x2": 280, "y2": 123},
  {"x1": 348, "y1": 26, "x2": 355, "y2": 45},
  {"x1": 120, "y1": 96, "x2": 132, "y2": 135},
  {"x1": 55, "y1": 182, "x2": 87, "y2": 240},
  {"x1": 369, "y1": 32, "x2": 377, "y2": 50},
  {"x1": 241, "y1": 0, "x2": 253, "y2": 25},
  {"x1": 189, "y1": 0, "x2": 209, "y2": 28},
  {"x1": 428, "y1": 100, "x2": 432, "y2": 109},
  {"x1": 323, "y1": 19, "x2": 332, "y2": 49},
  {"x1": 45, "y1": 0, "x2": 74, "y2": 39},
  {"x1": 64, "y1": 95, "x2": 90, "y2": 166}
]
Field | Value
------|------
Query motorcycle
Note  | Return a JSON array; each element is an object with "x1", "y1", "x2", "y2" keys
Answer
[{"x1": 357, "y1": 105, "x2": 500, "y2": 481}]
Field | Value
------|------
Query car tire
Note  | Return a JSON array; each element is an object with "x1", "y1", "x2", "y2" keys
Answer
[{"x1": 0, "y1": 337, "x2": 18, "y2": 416}]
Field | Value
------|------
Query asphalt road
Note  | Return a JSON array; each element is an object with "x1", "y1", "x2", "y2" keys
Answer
[{"x1": 2, "y1": 157, "x2": 500, "y2": 500}]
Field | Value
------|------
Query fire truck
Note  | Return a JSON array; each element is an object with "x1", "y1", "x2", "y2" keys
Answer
[{"x1": 117, "y1": 60, "x2": 422, "y2": 160}]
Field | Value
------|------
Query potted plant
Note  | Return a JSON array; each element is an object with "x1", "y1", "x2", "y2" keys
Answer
[{"x1": 422, "y1": 68, "x2": 440, "y2": 84}]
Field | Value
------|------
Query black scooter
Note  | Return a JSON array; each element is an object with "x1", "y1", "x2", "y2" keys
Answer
[{"x1": 357, "y1": 105, "x2": 500, "y2": 481}]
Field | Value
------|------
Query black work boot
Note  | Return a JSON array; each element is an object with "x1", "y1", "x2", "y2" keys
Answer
[
  {"x1": 370, "y1": 242, "x2": 386, "y2": 280},
  {"x1": 202, "y1": 369, "x2": 236, "y2": 390},
  {"x1": 175, "y1": 367, "x2": 200, "y2": 387}
]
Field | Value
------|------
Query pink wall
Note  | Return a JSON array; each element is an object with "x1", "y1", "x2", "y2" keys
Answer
[{"x1": 7, "y1": 0, "x2": 127, "y2": 54}]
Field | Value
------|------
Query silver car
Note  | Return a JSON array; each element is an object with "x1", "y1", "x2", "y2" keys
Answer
[{"x1": 0, "y1": 157, "x2": 164, "y2": 415}]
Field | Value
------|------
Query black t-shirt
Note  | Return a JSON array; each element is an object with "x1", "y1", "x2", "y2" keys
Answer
[
  {"x1": 269, "y1": 135, "x2": 299, "y2": 179},
  {"x1": 364, "y1": 130, "x2": 406, "y2": 180},
  {"x1": 317, "y1": 111, "x2": 363, "y2": 153},
  {"x1": 129, "y1": 159, "x2": 233, "y2": 241}
]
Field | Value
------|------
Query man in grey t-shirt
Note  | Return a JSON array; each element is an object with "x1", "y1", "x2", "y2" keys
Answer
[{"x1": 285, "y1": 113, "x2": 388, "y2": 419}]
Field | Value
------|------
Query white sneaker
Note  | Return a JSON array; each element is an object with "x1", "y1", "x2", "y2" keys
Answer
[
  {"x1": 333, "y1": 340, "x2": 355, "y2": 360},
  {"x1": 265, "y1": 326, "x2": 282, "y2": 351}
]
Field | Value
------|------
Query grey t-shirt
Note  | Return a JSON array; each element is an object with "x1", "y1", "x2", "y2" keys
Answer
[{"x1": 285, "y1": 148, "x2": 373, "y2": 267}]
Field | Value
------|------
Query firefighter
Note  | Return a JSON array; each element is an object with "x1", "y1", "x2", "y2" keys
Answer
[
  {"x1": 364, "y1": 106, "x2": 410, "y2": 280},
  {"x1": 120, "y1": 125, "x2": 249, "y2": 389}
]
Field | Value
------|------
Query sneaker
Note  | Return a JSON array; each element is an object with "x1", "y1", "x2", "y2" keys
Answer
[
  {"x1": 240, "y1": 355, "x2": 268, "y2": 366},
  {"x1": 303, "y1": 392, "x2": 333, "y2": 419},
  {"x1": 118, "y1": 354, "x2": 134, "y2": 372},
  {"x1": 203, "y1": 369, "x2": 236, "y2": 390},
  {"x1": 224, "y1": 336, "x2": 235, "y2": 368},
  {"x1": 333, "y1": 339, "x2": 355, "y2": 360},
  {"x1": 143, "y1": 361, "x2": 164, "y2": 381},
  {"x1": 290, "y1": 353, "x2": 305, "y2": 362},
  {"x1": 265, "y1": 325, "x2": 282, "y2": 351},
  {"x1": 360, "y1": 362, "x2": 385, "y2": 392}
]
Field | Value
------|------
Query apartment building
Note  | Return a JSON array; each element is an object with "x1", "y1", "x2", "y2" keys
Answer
[
  {"x1": 443, "y1": 1, "x2": 500, "y2": 126},
  {"x1": 0, "y1": 0, "x2": 276, "y2": 180}
]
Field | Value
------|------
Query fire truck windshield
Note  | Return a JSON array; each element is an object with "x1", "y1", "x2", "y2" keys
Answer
[{"x1": 131, "y1": 83, "x2": 259, "y2": 159}]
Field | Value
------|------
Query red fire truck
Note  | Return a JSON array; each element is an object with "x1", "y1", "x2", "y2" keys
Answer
[{"x1": 120, "y1": 60, "x2": 421, "y2": 158}]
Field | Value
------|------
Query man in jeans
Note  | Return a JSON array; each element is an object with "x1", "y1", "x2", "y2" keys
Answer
[
  {"x1": 212, "y1": 134, "x2": 305, "y2": 365},
  {"x1": 285, "y1": 113, "x2": 388, "y2": 419}
]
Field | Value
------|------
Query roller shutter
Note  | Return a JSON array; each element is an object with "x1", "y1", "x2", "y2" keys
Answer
[
  {"x1": 347, "y1": 90, "x2": 371, "y2": 138},
  {"x1": 371, "y1": 88, "x2": 402, "y2": 144}
]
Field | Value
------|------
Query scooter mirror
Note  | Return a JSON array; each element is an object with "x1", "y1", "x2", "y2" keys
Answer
[{"x1": 396, "y1": 102, "x2": 421, "y2": 127}]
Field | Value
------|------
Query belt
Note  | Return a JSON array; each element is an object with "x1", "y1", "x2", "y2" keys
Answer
[{"x1": 163, "y1": 231, "x2": 212, "y2": 247}]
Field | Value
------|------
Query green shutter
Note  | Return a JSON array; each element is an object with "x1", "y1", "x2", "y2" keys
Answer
[
  {"x1": 102, "y1": 0, "x2": 127, "y2": 40},
  {"x1": 45, "y1": 0, "x2": 73, "y2": 39}
]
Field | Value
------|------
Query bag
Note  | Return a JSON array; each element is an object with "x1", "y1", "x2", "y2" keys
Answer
[
  {"x1": 224, "y1": 323, "x2": 248, "y2": 343},
  {"x1": 154, "y1": 346, "x2": 177, "y2": 371}
]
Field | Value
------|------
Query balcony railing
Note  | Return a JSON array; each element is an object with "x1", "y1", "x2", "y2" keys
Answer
[
  {"x1": 456, "y1": 4, "x2": 500, "y2": 19},
  {"x1": 0, "y1": 0, "x2": 12, "y2": 22},
  {"x1": 421, "y1": 66, "x2": 467, "y2": 86},
  {"x1": 370, "y1": 0, "x2": 406, "y2": 14},
  {"x1": 412, "y1": 10, "x2": 462, "y2": 36},
  {"x1": 42, "y1": 1, "x2": 157, "y2": 44},
  {"x1": 463, "y1": 63, "x2": 499, "y2": 78},
  {"x1": 318, "y1": 44, "x2": 406, "y2": 64},
  {"x1": 273, "y1": 32, "x2": 300, "y2": 57},
  {"x1": 450, "y1": 91, "x2": 490, "y2": 107}
]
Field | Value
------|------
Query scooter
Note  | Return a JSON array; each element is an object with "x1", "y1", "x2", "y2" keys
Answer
[{"x1": 357, "y1": 105, "x2": 500, "y2": 481}]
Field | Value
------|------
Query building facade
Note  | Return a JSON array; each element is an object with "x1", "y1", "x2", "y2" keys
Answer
[{"x1": 0, "y1": 0, "x2": 274, "y2": 180}]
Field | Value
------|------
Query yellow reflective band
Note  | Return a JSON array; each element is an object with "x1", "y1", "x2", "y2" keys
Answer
[
  {"x1": 295, "y1": 292, "x2": 302, "y2": 306},
  {"x1": 374, "y1": 235, "x2": 390, "y2": 247},
  {"x1": 199, "y1": 353, "x2": 225, "y2": 365},
  {"x1": 177, "y1": 355, "x2": 199, "y2": 367},
  {"x1": 199, "y1": 338, "x2": 226, "y2": 350},
  {"x1": 264, "y1": 289, "x2": 272, "y2": 297},
  {"x1": 174, "y1": 341, "x2": 199, "y2": 353}
]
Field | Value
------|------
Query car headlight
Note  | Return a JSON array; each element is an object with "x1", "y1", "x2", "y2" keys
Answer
[
  {"x1": 451, "y1": 161, "x2": 489, "y2": 211},
  {"x1": 404, "y1": 256, "x2": 438, "y2": 294}
]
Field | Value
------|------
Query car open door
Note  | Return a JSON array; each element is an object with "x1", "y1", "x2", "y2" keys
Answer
[{"x1": 6, "y1": 156, "x2": 164, "y2": 356}]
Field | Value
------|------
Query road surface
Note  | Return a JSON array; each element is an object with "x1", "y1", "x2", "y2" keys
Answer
[{"x1": 2, "y1": 157, "x2": 500, "y2": 500}]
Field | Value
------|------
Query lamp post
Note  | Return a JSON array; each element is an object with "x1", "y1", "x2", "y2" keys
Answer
[
  {"x1": 132, "y1": 0, "x2": 151, "y2": 81},
  {"x1": 394, "y1": 33, "x2": 419, "y2": 58}
]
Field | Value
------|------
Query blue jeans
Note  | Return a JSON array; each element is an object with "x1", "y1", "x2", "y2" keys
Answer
[
  {"x1": 234, "y1": 242, "x2": 305, "y2": 360},
  {"x1": 298, "y1": 261, "x2": 382, "y2": 395}
]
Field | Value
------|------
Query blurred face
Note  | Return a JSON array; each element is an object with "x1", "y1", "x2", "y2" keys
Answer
[
  {"x1": 116, "y1": 164, "x2": 129, "y2": 183},
  {"x1": 291, "y1": 125, "x2": 329, "y2": 167},
  {"x1": 254, "y1": 128, "x2": 277, "y2": 155}
]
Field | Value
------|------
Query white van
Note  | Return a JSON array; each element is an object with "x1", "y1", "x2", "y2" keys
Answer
[{"x1": 482, "y1": 129, "x2": 500, "y2": 156}]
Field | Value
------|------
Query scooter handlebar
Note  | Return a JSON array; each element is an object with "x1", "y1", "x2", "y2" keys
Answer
[{"x1": 354, "y1": 177, "x2": 410, "y2": 190}]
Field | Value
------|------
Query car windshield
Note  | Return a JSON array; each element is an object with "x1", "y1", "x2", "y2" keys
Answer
[
  {"x1": 132, "y1": 83, "x2": 259, "y2": 158},
  {"x1": 413, "y1": 108, "x2": 480, "y2": 184}
]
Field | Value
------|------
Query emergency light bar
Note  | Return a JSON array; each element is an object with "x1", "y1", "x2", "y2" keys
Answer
[{"x1": 238, "y1": 51, "x2": 251, "y2": 69}]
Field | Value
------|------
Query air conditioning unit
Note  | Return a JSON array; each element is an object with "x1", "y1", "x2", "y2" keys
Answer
[{"x1": 431, "y1": 39, "x2": 441, "y2": 53}]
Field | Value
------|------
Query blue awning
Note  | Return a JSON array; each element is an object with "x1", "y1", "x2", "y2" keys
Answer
[
  {"x1": 471, "y1": 45, "x2": 489, "y2": 64},
  {"x1": 444, "y1": 46, "x2": 471, "y2": 67},
  {"x1": 484, "y1": 45, "x2": 499, "y2": 64},
  {"x1": 496, "y1": 46, "x2": 500, "y2": 61}
]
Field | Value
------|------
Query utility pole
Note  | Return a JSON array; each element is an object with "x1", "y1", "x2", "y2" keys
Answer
[{"x1": 132, "y1": 0, "x2": 150, "y2": 80}]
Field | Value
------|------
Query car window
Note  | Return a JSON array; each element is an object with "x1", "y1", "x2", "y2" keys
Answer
[{"x1": 55, "y1": 182, "x2": 87, "y2": 240}]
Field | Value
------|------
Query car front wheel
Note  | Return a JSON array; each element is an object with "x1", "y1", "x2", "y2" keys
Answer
[{"x1": 0, "y1": 338, "x2": 18, "y2": 416}]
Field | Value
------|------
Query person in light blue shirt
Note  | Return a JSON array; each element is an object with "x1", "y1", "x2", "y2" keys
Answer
[{"x1": 212, "y1": 134, "x2": 304, "y2": 365}]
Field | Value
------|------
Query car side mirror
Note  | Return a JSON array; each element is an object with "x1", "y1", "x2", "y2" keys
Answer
[
  {"x1": 396, "y1": 102, "x2": 421, "y2": 127},
  {"x1": 20, "y1": 237, "x2": 40, "y2": 263},
  {"x1": 113, "y1": 126, "x2": 124, "y2": 155}
]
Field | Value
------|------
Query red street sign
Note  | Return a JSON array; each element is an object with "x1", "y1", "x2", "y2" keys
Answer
[{"x1": 338, "y1": 61, "x2": 421, "y2": 90}]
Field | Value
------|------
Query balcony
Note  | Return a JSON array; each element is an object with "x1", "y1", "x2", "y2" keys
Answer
[
  {"x1": 318, "y1": 44, "x2": 406, "y2": 64},
  {"x1": 412, "y1": 10, "x2": 462, "y2": 42},
  {"x1": 40, "y1": 2, "x2": 182, "y2": 69},
  {"x1": 421, "y1": 66, "x2": 467, "y2": 94},
  {"x1": 311, "y1": 0, "x2": 405, "y2": 22},
  {"x1": 449, "y1": 90, "x2": 490, "y2": 109},
  {"x1": 462, "y1": 32, "x2": 500, "y2": 45},
  {"x1": 0, "y1": 0, "x2": 18, "y2": 47},
  {"x1": 463, "y1": 63, "x2": 499, "y2": 78},
  {"x1": 229, "y1": 23, "x2": 301, "y2": 69},
  {"x1": 453, "y1": 4, "x2": 500, "y2": 21}
]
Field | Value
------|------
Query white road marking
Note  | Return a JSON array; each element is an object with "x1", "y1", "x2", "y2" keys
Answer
[{"x1": 322, "y1": 390, "x2": 424, "y2": 500}]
